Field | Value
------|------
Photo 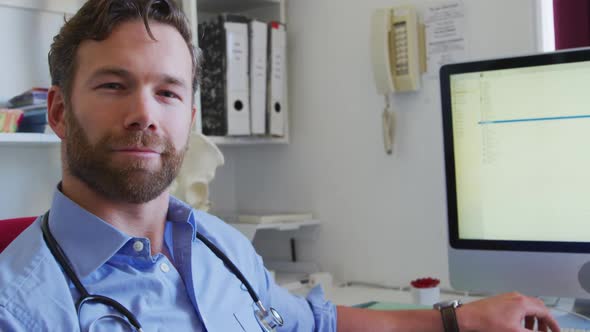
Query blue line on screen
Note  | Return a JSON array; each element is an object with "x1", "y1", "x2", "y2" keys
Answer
[{"x1": 478, "y1": 114, "x2": 590, "y2": 125}]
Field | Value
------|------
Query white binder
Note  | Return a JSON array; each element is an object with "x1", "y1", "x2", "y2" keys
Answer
[
  {"x1": 224, "y1": 20, "x2": 251, "y2": 135},
  {"x1": 267, "y1": 22, "x2": 287, "y2": 137},
  {"x1": 249, "y1": 20, "x2": 268, "y2": 135}
]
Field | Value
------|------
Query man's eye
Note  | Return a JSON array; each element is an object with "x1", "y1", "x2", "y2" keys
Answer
[
  {"x1": 158, "y1": 90, "x2": 180, "y2": 100},
  {"x1": 99, "y1": 83, "x2": 124, "y2": 90}
]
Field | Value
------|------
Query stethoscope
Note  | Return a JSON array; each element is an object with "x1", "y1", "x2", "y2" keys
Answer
[{"x1": 41, "y1": 211, "x2": 284, "y2": 332}]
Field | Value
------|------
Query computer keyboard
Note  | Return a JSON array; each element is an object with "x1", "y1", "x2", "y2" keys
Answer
[{"x1": 561, "y1": 328, "x2": 590, "y2": 332}]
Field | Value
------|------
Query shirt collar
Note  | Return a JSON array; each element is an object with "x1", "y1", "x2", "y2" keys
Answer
[{"x1": 48, "y1": 187, "x2": 197, "y2": 279}]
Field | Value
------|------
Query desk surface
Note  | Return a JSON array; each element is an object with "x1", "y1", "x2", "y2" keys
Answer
[
  {"x1": 324, "y1": 284, "x2": 479, "y2": 307},
  {"x1": 323, "y1": 285, "x2": 590, "y2": 329}
]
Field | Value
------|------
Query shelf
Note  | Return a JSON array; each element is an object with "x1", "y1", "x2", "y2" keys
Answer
[
  {"x1": 0, "y1": 133, "x2": 60, "y2": 146},
  {"x1": 208, "y1": 135, "x2": 288, "y2": 146},
  {"x1": 198, "y1": 0, "x2": 280, "y2": 13},
  {"x1": 248, "y1": 219, "x2": 319, "y2": 230},
  {"x1": 0, "y1": 133, "x2": 288, "y2": 147},
  {"x1": 229, "y1": 219, "x2": 320, "y2": 241}
]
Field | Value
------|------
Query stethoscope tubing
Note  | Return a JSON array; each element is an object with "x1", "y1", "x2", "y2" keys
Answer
[
  {"x1": 41, "y1": 212, "x2": 144, "y2": 331},
  {"x1": 40, "y1": 211, "x2": 283, "y2": 331},
  {"x1": 195, "y1": 232, "x2": 260, "y2": 303}
]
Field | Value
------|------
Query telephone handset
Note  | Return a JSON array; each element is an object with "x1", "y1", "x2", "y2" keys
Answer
[
  {"x1": 370, "y1": 6, "x2": 424, "y2": 154},
  {"x1": 371, "y1": 6, "x2": 421, "y2": 93}
]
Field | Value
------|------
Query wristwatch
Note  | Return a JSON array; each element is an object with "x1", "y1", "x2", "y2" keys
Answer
[{"x1": 433, "y1": 300, "x2": 462, "y2": 332}]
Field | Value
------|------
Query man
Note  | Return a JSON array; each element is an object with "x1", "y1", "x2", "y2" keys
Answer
[{"x1": 0, "y1": 0, "x2": 559, "y2": 331}]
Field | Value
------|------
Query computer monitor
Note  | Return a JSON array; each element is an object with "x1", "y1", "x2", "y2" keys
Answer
[{"x1": 441, "y1": 48, "x2": 590, "y2": 301}]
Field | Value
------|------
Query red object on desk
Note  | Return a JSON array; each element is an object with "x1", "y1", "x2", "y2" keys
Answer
[
  {"x1": 0, "y1": 217, "x2": 36, "y2": 252},
  {"x1": 411, "y1": 277, "x2": 440, "y2": 289}
]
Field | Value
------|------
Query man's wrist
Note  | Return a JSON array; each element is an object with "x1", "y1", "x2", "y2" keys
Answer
[
  {"x1": 455, "y1": 306, "x2": 473, "y2": 332},
  {"x1": 433, "y1": 300, "x2": 463, "y2": 332}
]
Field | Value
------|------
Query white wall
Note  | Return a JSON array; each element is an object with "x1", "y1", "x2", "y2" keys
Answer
[
  {"x1": 0, "y1": 6, "x2": 66, "y2": 101},
  {"x1": 229, "y1": 0, "x2": 540, "y2": 287}
]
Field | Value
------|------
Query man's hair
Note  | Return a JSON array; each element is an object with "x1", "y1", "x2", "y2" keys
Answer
[{"x1": 48, "y1": 0, "x2": 200, "y2": 103}]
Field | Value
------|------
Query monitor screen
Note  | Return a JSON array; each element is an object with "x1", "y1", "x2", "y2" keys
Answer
[{"x1": 440, "y1": 48, "x2": 590, "y2": 298}]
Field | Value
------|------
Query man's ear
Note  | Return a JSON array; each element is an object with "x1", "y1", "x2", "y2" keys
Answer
[
  {"x1": 47, "y1": 86, "x2": 67, "y2": 139},
  {"x1": 190, "y1": 105, "x2": 198, "y2": 129}
]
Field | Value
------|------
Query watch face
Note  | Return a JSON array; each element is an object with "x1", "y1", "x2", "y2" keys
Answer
[{"x1": 433, "y1": 300, "x2": 462, "y2": 310}]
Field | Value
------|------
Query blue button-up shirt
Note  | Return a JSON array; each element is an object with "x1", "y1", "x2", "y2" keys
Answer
[{"x1": 0, "y1": 189, "x2": 337, "y2": 331}]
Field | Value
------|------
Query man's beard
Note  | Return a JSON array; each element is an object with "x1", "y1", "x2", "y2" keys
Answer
[{"x1": 64, "y1": 110, "x2": 187, "y2": 204}]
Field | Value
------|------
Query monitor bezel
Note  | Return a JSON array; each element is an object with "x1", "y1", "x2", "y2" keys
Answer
[{"x1": 440, "y1": 48, "x2": 590, "y2": 254}]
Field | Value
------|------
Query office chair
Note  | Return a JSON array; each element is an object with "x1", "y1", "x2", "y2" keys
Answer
[{"x1": 0, "y1": 217, "x2": 36, "y2": 252}]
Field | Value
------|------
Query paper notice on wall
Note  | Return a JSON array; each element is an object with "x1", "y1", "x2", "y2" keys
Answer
[{"x1": 424, "y1": 1, "x2": 467, "y2": 78}]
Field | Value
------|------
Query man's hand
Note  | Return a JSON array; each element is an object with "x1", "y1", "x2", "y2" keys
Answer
[{"x1": 457, "y1": 292, "x2": 560, "y2": 332}]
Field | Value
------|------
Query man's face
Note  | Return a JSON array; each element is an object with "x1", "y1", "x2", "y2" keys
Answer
[{"x1": 63, "y1": 20, "x2": 195, "y2": 203}]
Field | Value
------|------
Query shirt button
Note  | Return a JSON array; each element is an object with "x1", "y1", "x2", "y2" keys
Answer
[
  {"x1": 133, "y1": 241, "x2": 144, "y2": 252},
  {"x1": 160, "y1": 262, "x2": 170, "y2": 273}
]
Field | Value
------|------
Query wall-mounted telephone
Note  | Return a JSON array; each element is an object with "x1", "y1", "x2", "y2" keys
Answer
[
  {"x1": 371, "y1": 6, "x2": 422, "y2": 93},
  {"x1": 370, "y1": 6, "x2": 425, "y2": 154}
]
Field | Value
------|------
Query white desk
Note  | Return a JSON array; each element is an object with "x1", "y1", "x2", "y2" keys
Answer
[{"x1": 321, "y1": 284, "x2": 590, "y2": 329}]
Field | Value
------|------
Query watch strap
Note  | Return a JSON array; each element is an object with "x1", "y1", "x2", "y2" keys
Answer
[{"x1": 440, "y1": 306, "x2": 460, "y2": 332}]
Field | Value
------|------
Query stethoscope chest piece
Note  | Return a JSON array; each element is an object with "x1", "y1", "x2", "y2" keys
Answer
[{"x1": 254, "y1": 301, "x2": 284, "y2": 332}]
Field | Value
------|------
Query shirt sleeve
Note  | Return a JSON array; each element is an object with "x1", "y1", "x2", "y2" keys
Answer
[
  {"x1": 305, "y1": 284, "x2": 338, "y2": 331},
  {"x1": 255, "y1": 255, "x2": 337, "y2": 332},
  {"x1": 0, "y1": 306, "x2": 30, "y2": 332}
]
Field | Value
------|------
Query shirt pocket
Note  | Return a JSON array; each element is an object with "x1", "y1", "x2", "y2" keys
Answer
[{"x1": 233, "y1": 304, "x2": 264, "y2": 332}]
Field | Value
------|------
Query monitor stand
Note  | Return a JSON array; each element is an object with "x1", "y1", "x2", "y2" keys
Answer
[{"x1": 573, "y1": 299, "x2": 590, "y2": 316}]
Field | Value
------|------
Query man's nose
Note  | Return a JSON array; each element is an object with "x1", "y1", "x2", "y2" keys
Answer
[{"x1": 123, "y1": 90, "x2": 158, "y2": 131}]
